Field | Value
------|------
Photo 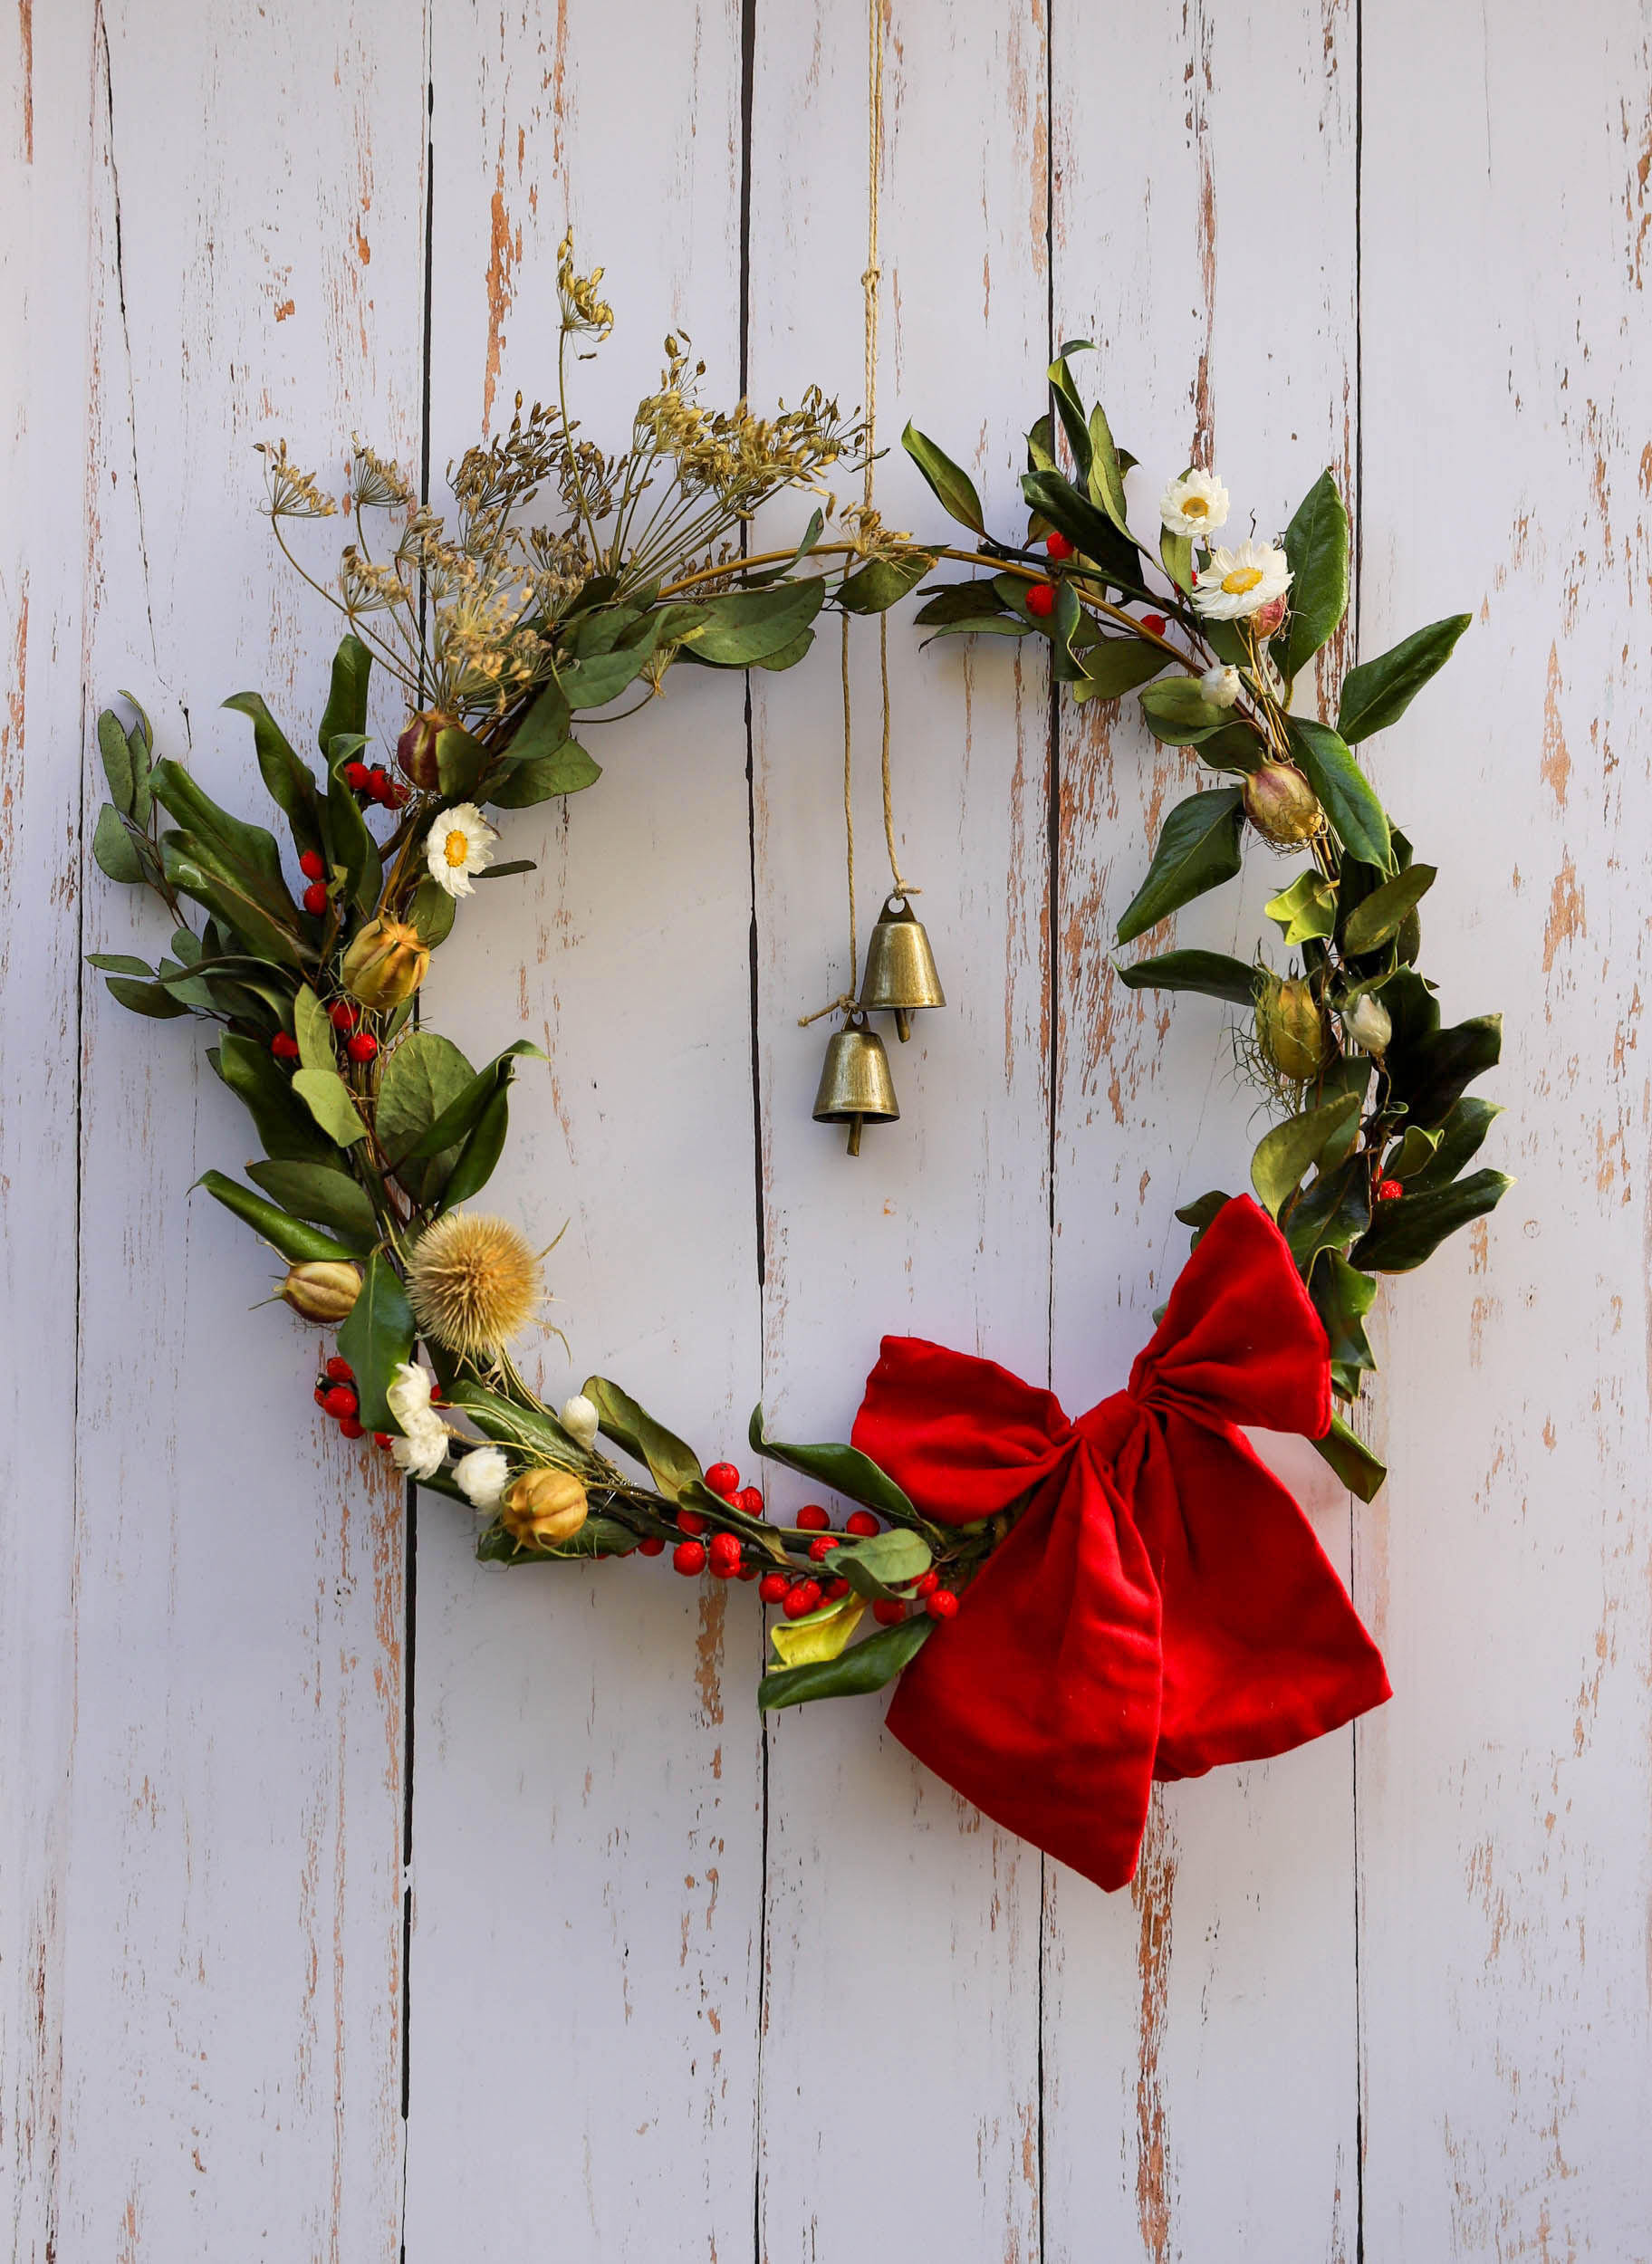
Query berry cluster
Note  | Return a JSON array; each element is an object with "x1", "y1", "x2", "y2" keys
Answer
[
  {"x1": 311, "y1": 1353, "x2": 392, "y2": 1447},
  {"x1": 1026, "y1": 532, "x2": 1167, "y2": 636}
]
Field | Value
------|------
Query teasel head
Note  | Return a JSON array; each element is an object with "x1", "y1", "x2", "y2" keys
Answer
[
  {"x1": 406, "y1": 1211, "x2": 543, "y2": 1363},
  {"x1": 1243, "y1": 761, "x2": 1325, "y2": 849}
]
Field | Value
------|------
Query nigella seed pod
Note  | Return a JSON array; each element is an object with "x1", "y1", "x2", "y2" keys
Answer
[
  {"x1": 502, "y1": 1467, "x2": 589, "y2": 1549},
  {"x1": 340, "y1": 916, "x2": 430, "y2": 1012},
  {"x1": 1256, "y1": 974, "x2": 1329, "y2": 1084},
  {"x1": 1250, "y1": 593, "x2": 1289, "y2": 639},
  {"x1": 1243, "y1": 762, "x2": 1324, "y2": 849},
  {"x1": 396, "y1": 709, "x2": 455, "y2": 791},
  {"x1": 280, "y1": 1260, "x2": 362, "y2": 1324}
]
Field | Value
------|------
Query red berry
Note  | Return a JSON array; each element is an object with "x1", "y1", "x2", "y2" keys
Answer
[
  {"x1": 1025, "y1": 581, "x2": 1056, "y2": 619},
  {"x1": 314, "y1": 1386, "x2": 329, "y2": 1407},
  {"x1": 1377, "y1": 1178, "x2": 1405, "y2": 1203},
  {"x1": 677, "y1": 1508, "x2": 707, "y2": 1537},
  {"x1": 705, "y1": 1462, "x2": 740, "y2": 1497},
  {"x1": 342, "y1": 761, "x2": 371, "y2": 791},
  {"x1": 322, "y1": 1385, "x2": 358, "y2": 1420},
  {"x1": 873, "y1": 1598, "x2": 908, "y2": 1626},
  {"x1": 373, "y1": 1432, "x2": 392, "y2": 1450},
  {"x1": 1141, "y1": 613, "x2": 1167, "y2": 637},
  {"x1": 272, "y1": 1031, "x2": 301, "y2": 1061},
  {"x1": 328, "y1": 1000, "x2": 359, "y2": 1033},
  {"x1": 926, "y1": 1588, "x2": 960, "y2": 1621},
  {"x1": 345, "y1": 1032, "x2": 379, "y2": 1064},
  {"x1": 672, "y1": 1540, "x2": 707, "y2": 1576},
  {"x1": 427, "y1": 1386, "x2": 442, "y2": 1403},
  {"x1": 737, "y1": 1486, "x2": 765, "y2": 1515},
  {"x1": 807, "y1": 1535, "x2": 839, "y2": 1563},
  {"x1": 324, "y1": 1355, "x2": 354, "y2": 1383},
  {"x1": 382, "y1": 780, "x2": 409, "y2": 809},
  {"x1": 758, "y1": 1571, "x2": 790, "y2": 1604},
  {"x1": 638, "y1": 1535, "x2": 667, "y2": 1557},
  {"x1": 823, "y1": 1577, "x2": 850, "y2": 1601},
  {"x1": 366, "y1": 767, "x2": 393, "y2": 803},
  {"x1": 911, "y1": 1568, "x2": 939, "y2": 1597},
  {"x1": 707, "y1": 1532, "x2": 742, "y2": 1577},
  {"x1": 1045, "y1": 530, "x2": 1076, "y2": 562},
  {"x1": 794, "y1": 1504, "x2": 831, "y2": 1532},
  {"x1": 783, "y1": 1581, "x2": 821, "y2": 1620},
  {"x1": 844, "y1": 1509, "x2": 879, "y2": 1538},
  {"x1": 737, "y1": 1566, "x2": 759, "y2": 1582},
  {"x1": 303, "y1": 881, "x2": 329, "y2": 916},
  {"x1": 299, "y1": 849, "x2": 326, "y2": 881},
  {"x1": 339, "y1": 1416, "x2": 365, "y2": 1441}
]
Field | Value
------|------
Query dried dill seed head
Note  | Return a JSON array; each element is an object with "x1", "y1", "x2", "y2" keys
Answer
[{"x1": 407, "y1": 1212, "x2": 543, "y2": 1360}]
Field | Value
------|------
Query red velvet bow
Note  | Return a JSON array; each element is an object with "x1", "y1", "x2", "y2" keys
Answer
[{"x1": 852, "y1": 1195, "x2": 1390, "y2": 1892}]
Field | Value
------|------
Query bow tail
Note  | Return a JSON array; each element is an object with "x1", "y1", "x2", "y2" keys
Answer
[
  {"x1": 1134, "y1": 1414, "x2": 1391, "y2": 1782},
  {"x1": 885, "y1": 1450, "x2": 1165, "y2": 1892}
]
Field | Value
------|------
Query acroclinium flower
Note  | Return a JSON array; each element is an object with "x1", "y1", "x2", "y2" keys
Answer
[
  {"x1": 406, "y1": 1212, "x2": 543, "y2": 1361},
  {"x1": 1159, "y1": 468, "x2": 1230, "y2": 538},
  {"x1": 1192, "y1": 539, "x2": 1292, "y2": 622},
  {"x1": 425, "y1": 802, "x2": 498, "y2": 900},
  {"x1": 454, "y1": 1444, "x2": 511, "y2": 1511}
]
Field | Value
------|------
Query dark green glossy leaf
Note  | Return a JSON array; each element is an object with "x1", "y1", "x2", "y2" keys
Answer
[
  {"x1": 1311, "y1": 1415, "x2": 1387, "y2": 1501},
  {"x1": 757, "y1": 1614, "x2": 932, "y2": 1711},
  {"x1": 1351, "y1": 1167, "x2": 1514, "y2": 1273},
  {"x1": 1286, "y1": 718, "x2": 1392, "y2": 870},
  {"x1": 1277, "y1": 470, "x2": 1349, "y2": 683},
  {"x1": 150, "y1": 758, "x2": 296, "y2": 920},
  {"x1": 1310, "y1": 1250, "x2": 1378, "y2": 1373},
  {"x1": 105, "y1": 974, "x2": 190, "y2": 1018},
  {"x1": 900, "y1": 422, "x2": 985, "y2": 532},
  {"x1": 1337, "y1": 615, "x2": 1471, "y2": 743},
  {"x1": 1045, "y1": 350, "x2": 1093, "y2": 484},
  {"x1": 246, "y1": 1158, "x2": 379, "y2": 1246},
  {"x1": 487, "y1": 739, "x2": 600, "y2": 807},
  {"x1": 223, "y1": 692, "x2": 324, "y2": 862},
  {"x1": 1340, "y1": 865, "x2": 1436, "y2": 955},
  {"x1": 195, "y1": 1168, "x2": 361, "y2": 1263},
  {"x1": 316, "y1": 633, "x2": 372, "y2": 755},
  {"x1": 336, "y1": 1249, "x2": 416, "y2": 1434},
  {"x1": 826, "y1": 1528, "x2": 932, "y2": 1603},
  {"x1": 1405, "y1": 1098, "x2": 1503, "y2": 1194},
  {"x1": 1284, "y1": 1154, "x2": 1371, "y2": 1276},
  {"x1": 1175, "y1": 1190, "x2": 1234, "y2": 1247},
  {"x1": 408, "y1": 874, "x2": 458, "y2": 945},
  {"x1": 92, "y1": 802, "x2": 146, "y2": 884},
  {"x1": 837, "y1": 551, "x2": 936, "y2": 616},
  {"x1": 1114, "y1": 787, "x2": 1244, "y2": 945},
  {"x1": 581, "y1": 1377, "x2": 703, "y2": 1501},
  {"x1": 1019, "y1": 469, "x2": 1153, "y2": 603},
  {"x1": 1251, "y1": 1090, "x2": 1362, "y2": 1218},
  {"x1": 437, "y1": 1084, "x2": 510, "y2": 1209},
  {"x1": 211, "y1": 1031, "x2": 342, "y2": 1165},
  {"x1": 1114, "y1": 949, "x2": 1261, "y2": 1008},
  {"x1": 1084, "y1": 398, "x2": 1130, "y2": 533},
  {"x1": 400, "y1": 1040, "x2": 543, "y2": 1164},
  {"x1": 1386, "y1": 1012, "x2": 1502, "y2": 1129},
  {"x1": 444, "y1": 1381, "x2": 584, "y2": 1463},
  {"x1": 160, "y1": 831, "x2": 309, "y2": 968},
  {"x1": 747, "y1": 1405, "x2": 920, "y2": 1526}
]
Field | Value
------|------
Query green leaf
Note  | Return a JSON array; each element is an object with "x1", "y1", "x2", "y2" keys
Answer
[
  {"x1": 747, "y1": 1405, "x2": 920, "y2": 1527},
  {"x1": 1084, "y1": 398, "x2": 1131, "y2": 534},
  {"x1": 1387, "y1": 1125, "x2": 1441, "y2": 1180},
  {"x1": 1071, "y1": 639, "x2": 1168, "y2": 704},
  {"x1": 1337, "y1": 615, "x2": 1472, "y2": 743},
  {"x1": 837, "y1": 552, "x2": 936, "y2": 616},
  {"x1": 293, "y1": 983, "x2": 336, "y2": 1073},
  {"x1": 1159, "y1": 526, "x2": 1194, "y2": 596},
  {"x1": 444, "y1": 1381, "x2": 583, "y2": 1464},
  {"x1": 1114, "y1": 949, "x2": 1261, "y2": 1008},
  {"x1": 428, "y1": 725, "x2": 484, "y2": 800},
  {"x1": 826, "y1": 1528, "x2": 933, "y2": 1603},
  {"x1": 900, "y1": 422, "x2": 985, "y2": 532},
  {"x1": 1287, "y1": 718, "x2": 1392, "y2": 870},
  {"x1": 757, "y1": 1616, "x2": 932, "y2": 1711},
  {"x1": 105, "y1": 974, "x2": 190, "y2": 1018},
  {"x1": 913, "y1": 581, "x2": 1011, "y2": 628},
  {"x1": 740, "y1": 508, "x2": 826, "y2": 587},
  {"x1": 194, "y1": 1169, "x2": 361, "y2": 1263},
  {"x1": 1311, "y1": 1415, "x2": 1388, "y2": 1501},
  {"x1": 1175, "y1": 1190, "x2": 1233, "y2": 1247},
  {"x1": 1251, "y1": 1090, "x2": 1363, "y2": 1218},
  {"x1": 581, "y1": 1377, "x2": 704, "y2": 1501},
  {"x1": 245, "y1": 1159, "x2": 379, "y2": 1246},
  {"x1": 769, "y1": 1594, "x2": 867, "y2": 1667},
  {"x1": 1018, "y1": 470, "x2": 1154, "y2": 603},
  {"x1": 97, "y1": 710, "x2": 135, "y2": 814},
  {"x1": 1340, "y1": 865, "x2": 1436, "y2": 956},
  {"x1": 161, "y1": 833, "x2": 311, "y2": 969},
  {"x1": 475, "y1": 1511, "x2": 640, "y2": 1563},
  {"x1": 1114, "y1": 787, "x2": 1244, "y2": 945},
  {"x1": 316, "y1": 633, "x2": 372, "y2": 755},
  {"x1": 556, "y1": 644, "x2": 649, "y2": 709},
  {"x1": 437, "y1": 1083, "x2": 510, "y2": 1209},
  {"x1": 400, "y1": 1040, "x2": 542, "y2": 1165},
  {"x1": 87, "y1": 952, "x2": 154, "y2": 977},
  {"x1": 150, "y1": 758, "x2": 298, "y2": 921},
  {"x1": 336, "y1": 1250, "x2": 417, "y2": 1434},
  {"x1": 503, "y1": 679, "x2": 573, "y2": 766},
  {"x1": 211, "y1": 1031, "x2": 342, "y2": 1166},
  {"x1": 223, "y1": 693, "x2": 323, "y2": 861},
  {"x1": 407, "y1": 874, "x2": 458, "y2": 946},
  {"x1": 118, "y1": 696, "x2": 155, "y2": 826},
  {"x1": 375, "y1": 1031, "x2": 474, "y2": 1201},
  {"x1": 1138, "y1": 678, "x2": 1234, "y2": 743},
  {"x1": 487, "y1": 739, "x2": 600, "y2": 808},
  {"x1": 1277, "y1": 470, "x2": 1349, "y2": 682},
  {"x1": 1265, "y1": 870, "x2": 1340, "y2": 945},
  {"x1": 677, "y1": 576, "x2": 827, "y2": 667},
  {"x1": 1405, "y1": 1098, "x2": 1503, "y2": 1194},
  {"x1": 92, "y1": 802, "x2": 146, "y2": 884},
  {"x1": 1310, "y1": 1250, "x2": 1378, "y2": 1373},
  {"x1": 292, "y1": 1065, "x2": 370, "y2": 1147},
  {"x1": 1351, "y1": 1167, "x2": 1514, "y2": 1273},
  {"x1": 1284, "y1": 1156, "x2": 1371, "y2": 1276},
  {"x1": 1045, "y1": 350, "x2": 1093, "y2": 484},
  {"x1": 1387, "y1": 1012, "x2": 1502, "y2": 1129}
]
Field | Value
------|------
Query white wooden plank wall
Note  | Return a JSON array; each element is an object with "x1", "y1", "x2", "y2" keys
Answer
[{"x1": 2, "y1": 5, "x2": 1647, "y2": 2259}]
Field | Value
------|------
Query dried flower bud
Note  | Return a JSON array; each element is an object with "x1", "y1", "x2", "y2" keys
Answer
[
  {"x1": 1250, "y1": 594, "x2": 1289, "y2": 640},
  {"x1": 1342, "y1": 993, "x2": 1392, "y2": 1054},
  {"x1": 1243, "y1": 762, "x2": 1324, "y2": 848},
  {"x1": 396, "y1": 709, "x2": 456, "y2": 791},
  {"x1": 1256, "y1": 974, "x2": 1329, "y2": 1084},
  {"x1": 340, "y1": 916, "x2": 429, "y2": 1012},
  {"x1": 502, "y1": 1466, "x2": 589, "y2": 1549},
  {"x1": 281, "y1": 1260, "x2": 362, "y2": 1324},
  {"x1": 560, "y1": 1393, "x2": 600, "y2": 1450}
]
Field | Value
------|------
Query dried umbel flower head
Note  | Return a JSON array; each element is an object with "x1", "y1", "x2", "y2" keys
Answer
[
  {"x1": 557, "y1": 231, "x2": 614, "y2": 341},
  {"x1": 1243, "y1": 762, "x2": 1324, "y2": 849},
  {"x1": 407, "y1": 1212, "x2": 543, "y2": 1360},
  {"x1": 255, "y1": 440, "x2": 338, "y2": 521},
  {"x1": 340, "y1": 916, "x2": 429, "y2": 1012},
  {"x1": 502, "y1": 1466, "x2": 589, "y2": 1549},
  {"x1": 1255, "y1": 974, "x2": 1330, "y2": 1085},
  {"x1": 281, "y1": 1260, "x2": 361, "y2": 1324}
]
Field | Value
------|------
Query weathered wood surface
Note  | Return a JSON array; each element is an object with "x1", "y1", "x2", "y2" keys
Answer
[{"x1": 3, "y1": 3, "x2": 1648, "y2": 2258}]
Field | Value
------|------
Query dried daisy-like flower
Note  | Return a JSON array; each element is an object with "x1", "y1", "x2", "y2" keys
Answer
[{"x1": 406, "y1": 1211, "x2": 543, "y2": 1361}]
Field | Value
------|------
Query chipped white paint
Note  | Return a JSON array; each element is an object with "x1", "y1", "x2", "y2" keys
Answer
[{"x1": 2, "y1": 4, "x2": 1648, "y2": 2259}]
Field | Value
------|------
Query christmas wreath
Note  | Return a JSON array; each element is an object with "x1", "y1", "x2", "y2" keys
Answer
[{"x1": 91, "y1": 259, "x2": 1509, "y2": 1890}]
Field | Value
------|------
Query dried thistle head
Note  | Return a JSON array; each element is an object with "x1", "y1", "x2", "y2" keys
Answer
[
  {"x1": 406, "y1": 1211, "x2": 543, "y2": 1361},
  {"x1": 557, "y1": 231, "x2": 614, "y2": 341},
  {"x1": 256, "y1": 440, "x2": 337, "y2": 520}
]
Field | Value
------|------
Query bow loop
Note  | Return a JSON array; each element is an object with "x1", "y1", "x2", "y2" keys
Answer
[{"x1": 852, "y1": 1336, "x2": 1072, "y2": 1527}]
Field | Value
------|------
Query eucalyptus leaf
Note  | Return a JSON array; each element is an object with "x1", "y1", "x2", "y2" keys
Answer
[
  {"x1": 212, "y1": 1031, "x2": 342, "y2": 1166},
  {"x1": 437, "y1": 1084, "x2": 510, "y2": 1209},
  {"x1": 245, "y1": 1158, "x2": 379, "y2": 1246},
  {"x1": 503, "y1": 678, "x2": 573, "y2": 765},
  {"x1": 292, "y1": 1065, "x2": 370, "y2": 1146},
  {"x1": 293, "y1": 983, "x2": 335, "y2": 1074},
  {"x1": 105, "y1": 974, "x2": 190, "y2": 1018},
  {"x1": 92, "y1": 802, "x2": 146, "y2": 884},
  {"x1": 836, "y1": 552, "x2": 935, "y2": 615},
  {"x1": 97, "y1": 710, "x2": 135, "y2": 814},
  {"x1": 401, "y1": 1040, "x2": 543, "y2": 1165},
  {"x1": 1175, "y1": 1190, "x2": 1234, "y2": 1247},
  {"x1": 1114, "y1": 787, "x2": 1244, "y2": 946},
  {"x1": 376, "y1": 1030, "x2": 474, "y2": 1201},
  {"x1": 913, "y1": 582, "x2": 1013, "y2": 628},
  {"x1": 487, "y1": 740, "x2": 600, "y2": 807}
]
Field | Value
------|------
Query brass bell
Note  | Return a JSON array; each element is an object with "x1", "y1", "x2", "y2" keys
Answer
[
  {"x1": 812, "y1": 1012, "x2": 899, "y2": 1156},
  {"x1": 858, "y1": 894, "x2": 946, "y2": 1041}
]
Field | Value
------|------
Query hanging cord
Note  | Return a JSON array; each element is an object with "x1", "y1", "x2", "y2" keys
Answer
[{"x1": 800, "y1": 615, "x2": 861, "y2": 1026}]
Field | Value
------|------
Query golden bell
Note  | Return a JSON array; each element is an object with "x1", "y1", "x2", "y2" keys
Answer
[
  {"x1": 858, "y1": 894, "x2": 946, "y2": 1041},
  {"x1": 812, "y1": 1012, "x2": 898, "y2": 1157}
]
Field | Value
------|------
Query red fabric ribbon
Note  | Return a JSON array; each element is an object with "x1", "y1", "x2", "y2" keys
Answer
[{"x1": 852, "y1": 1195, "x2": 1390, "y2": 1892}]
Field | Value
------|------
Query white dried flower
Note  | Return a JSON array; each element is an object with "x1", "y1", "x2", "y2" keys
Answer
[
  {"x1": 1160, "y1": 468, "x2": 1230, "y2": 538},
  {"x1": 454, "y1": 1444, "x2": 511, "y2": 1511},
  {"x1": 426, "y1": 802, "x2": 498, "y2": 899},
  {"x1": 561, "y1": 1393, "x2": 600, "y2": 1450},
  {"x1": 1200, "y1": 664, "x2": 1241, "y2": 709}
]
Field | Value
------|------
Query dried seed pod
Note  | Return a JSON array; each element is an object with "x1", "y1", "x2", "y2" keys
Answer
[
  {"x1": 396, "y1": 708, "x2": 456, "y2": 791},
  {"x1": 280, "y1": 1260, "x2": 362, "y2": 1324},
  {"x1": 340, "y1": 916, "x2": 429, "y2": 1012},
  {"x1": 1256, "y1": 974, "x2": 1329, "y2": 1083},
  {"x1": 502, "y1": 1466, "x2": 589, "y2": 1549},
  {"x1": 1243, "y1": 762, "x2": 1324, "y2": 849}
]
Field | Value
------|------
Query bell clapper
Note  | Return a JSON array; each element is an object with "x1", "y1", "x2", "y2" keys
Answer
[{"x1": 847, "y1": 1114, "x2": 864, "y2": 1157}]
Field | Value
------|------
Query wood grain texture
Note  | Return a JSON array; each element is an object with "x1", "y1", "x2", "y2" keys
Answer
[
  {"x1": 1044, "y1": 5, "x2": 1362, "y2": 2257},
  {"x1": 53, "y1": 9, "x2": 426, "y2": 2257},
  {"x1": 403, "y1": 7, "x2": 766, "y2": 2257},
  {"x1": 1356, "y1": 6, "x2": 1652, "y2": 2255},
  {"x1": 746, "y1": 2, "x2": 1050, "y2": 2253}
]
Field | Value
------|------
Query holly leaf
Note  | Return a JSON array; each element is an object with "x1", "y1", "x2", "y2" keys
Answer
[{"x1": 1265, "y1": 870, "x2": 1340, "y2": 945}]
